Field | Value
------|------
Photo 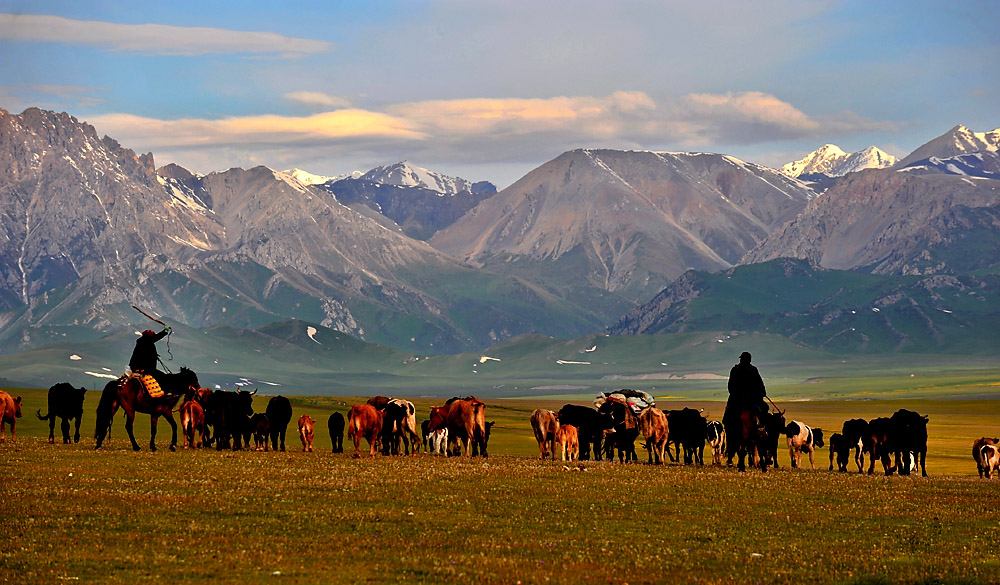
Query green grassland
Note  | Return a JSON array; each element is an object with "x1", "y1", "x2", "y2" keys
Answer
[{"x1": 4, "y1": 380, "x2": 1000, "y2": 584}]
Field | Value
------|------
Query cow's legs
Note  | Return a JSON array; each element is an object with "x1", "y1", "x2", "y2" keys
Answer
[
  {"x1": 73, "y1": 415, "x2": 82, "y2": 443},
  {"x1": 920, "y1": 451, "x2": 927, "y2": 477},
  {"x1": 61, "y1": 417, "x2": 71, "y2": 443},
  {"x1": 47, "y1": 418, "x2": 56, "y2": 443}
]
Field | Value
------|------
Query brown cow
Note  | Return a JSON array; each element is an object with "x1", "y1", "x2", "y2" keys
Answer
[
  {"x1": 638, "y1": 407, "x2": 669, "y2": 465},
  {"x1": 299, "y1": 414, "x2": 315, "y2": 452},
  {"x1": 530, "y1": 409, "x2": 559, "y2": 460},
  {"x1": 446, "y1": 396, "x2": 488, "y2": 457},
  {"x1": 0, "y1": 391, "x2": 23, "y2": 443},
  {"x1": 556, "y1": 424, "x2": 579, "y2": 461},
  {"x1": 179, "y1": 400, "x2": 209, "y2": 449},
  {"x1": 347, "y1": 404, "x2": 384, "y2": 457},
  {"x1": 974, "y1": 437, "x2": 999, "y2": 478}
]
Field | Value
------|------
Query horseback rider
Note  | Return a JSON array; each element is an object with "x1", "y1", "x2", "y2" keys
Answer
[
  {"x1": 128, "y1": 327, "x2": 171, "y2": 386},
  {"x1": 724, "y1": 351, "x2": 769, "y2": 421}
]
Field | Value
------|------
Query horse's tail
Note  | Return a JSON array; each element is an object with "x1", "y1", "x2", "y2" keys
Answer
[
  {"x1": 94, "y1": 380, "x2": 120, "y2": 440},
  {"x1": 36, "y1": 408, "x2": 52, "y2": 421}
]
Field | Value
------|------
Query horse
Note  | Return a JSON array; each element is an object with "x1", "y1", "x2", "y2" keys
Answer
[
  {"x1": 93, "y1": 367, "x2": 200, "y2": 452},
  {"x1": 724, "y1": 406, "x2": 768, "y2": 472}
]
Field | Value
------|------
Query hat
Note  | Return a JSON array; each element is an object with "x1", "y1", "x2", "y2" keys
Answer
[
  {"x1": 142, "y1": 329, "x2": 156, "y2": 337},
  {"x1": 739, "y1": 351, "x2": 752, "y2": 361}
]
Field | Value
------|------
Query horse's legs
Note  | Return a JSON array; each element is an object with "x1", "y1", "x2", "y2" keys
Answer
[
  {"x1": 164, "y1": 412, "x2": 178, "y2": 452},
  {"x1": 124, "y1": 412, "x2": 141, "y2": 451},
  {"x1": 150, "y1": 415, "x2": 159, "y2": 451}
]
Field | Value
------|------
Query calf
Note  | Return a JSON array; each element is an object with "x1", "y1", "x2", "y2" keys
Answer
[
  {"x1": 347, "y1": 404, "x2": 384, "y2": 457},
  {"x1": 36, "y1": 382, "x2": 87, "y2": 444},
  {"x1": 973, "y1": 437, "x2": 999, "y2": 477},
  {"x1": 265, "y1": 396, "x2": 293, "y2": 452},
  {"x1": 0, "y1": 391, "x2": 23, "y2": 443},
  {"x1": 530, "y1": 409, "x2": 560, "y2": 460},
  {"x1": 705, "y1": 420, "x2": 726, "y2": 466},
  {"x1": 638, "y1": 408, "x2": 669, "y2": 465},
  {"x1": 180, "y1": 400, "x2": 209, "y2": 449},
  {"x1": 298, "y1": 414, "x2": 315, "y2": 452},
  {"x1": 981, "y1": 444, "x2": 1000, "y2": 479},
  {"x1": 428, "y1": 427, "x2": 449, "y2": 456},
  {"x1": 785, "y1": 420, "x2": 824, "y2": 469},
  {"x1": 328, "y1": 412, "x2": 345, "y2": 453},
  {"x1": 829, "y1": 432, "x2": 850, "y2": 472},
  {"x1": 250, "y1": 413, "x2": 270, "y2": 451},
  {"x1": 556, "y1": 424, "x2": 580, "y2": 462}
]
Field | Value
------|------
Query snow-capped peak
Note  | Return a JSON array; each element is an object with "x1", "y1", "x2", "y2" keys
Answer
[
  {"x1": 361, "y1": 161, "x2": 473, "y2": 195},
  {"x1": 950, "y1": 125, "x2": 1000, "y2": 154},
  {"x1": 284, "y1": 168, "x2": 364, "y2": 186},
  {"x1": 780, "y1": 144, "x2": 895, "y2": 178}
]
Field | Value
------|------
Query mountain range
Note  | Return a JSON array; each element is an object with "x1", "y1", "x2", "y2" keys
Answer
[{"x1": 0, "y1": 105, "x2": 997, "y2": 364}]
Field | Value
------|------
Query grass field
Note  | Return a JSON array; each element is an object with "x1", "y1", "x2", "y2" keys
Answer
[{"x1": 4, "y1": 387, "x2": 1000, "y2": 584}]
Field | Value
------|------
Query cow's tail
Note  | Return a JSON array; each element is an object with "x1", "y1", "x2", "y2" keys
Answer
[
  {"x1": 347, "y1": 408, "x2": 358, "y2": 441},
  {"x1": 94, "y1": 380, "x2": 119, "y2": 440},
  {"x1": 36, "y1": 409, "x2": 52, "y2": 421}
]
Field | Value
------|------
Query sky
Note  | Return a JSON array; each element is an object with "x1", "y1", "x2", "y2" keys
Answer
[{"x1": 1, "y1": 0, "x2": 997, "y2": 188}]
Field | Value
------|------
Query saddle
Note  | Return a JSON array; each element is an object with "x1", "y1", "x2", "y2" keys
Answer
[{"x1": 128, "y1": 372, "x2": 163, "y2": 399}]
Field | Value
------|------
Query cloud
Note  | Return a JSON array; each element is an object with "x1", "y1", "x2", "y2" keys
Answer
[
  {"x1": 284, "y1": 91, "x2": 351, "y2": 109},
  {"x1": 0, "y1": 84, "x2": 106, "y2": 110},
  {"x1": 0, "y1": 13, "x2": 333, "y2": 57}
]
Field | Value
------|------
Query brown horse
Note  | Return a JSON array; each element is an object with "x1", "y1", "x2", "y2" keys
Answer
[
  {"x1": 94, "y1": 367, "x2": 200, "y2": 451},
  {"x1": 724, "y1": 407, "x2": 768, "y2": 472}
]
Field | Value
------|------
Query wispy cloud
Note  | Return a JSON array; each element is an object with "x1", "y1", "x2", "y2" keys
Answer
[
  {"x1": 0, "y1": 14, "x2": 333, "y2": 57},
  {"x1": 284, "y1": 91, "x2": 352, "y2": 109}
]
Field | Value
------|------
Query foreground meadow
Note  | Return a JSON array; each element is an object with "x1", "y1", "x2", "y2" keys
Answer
[{"x1": 4, "y1": 390, "x2": 1000, "y2": 584}]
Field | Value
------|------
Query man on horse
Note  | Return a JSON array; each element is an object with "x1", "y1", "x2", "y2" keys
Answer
[
  {"x1": 725, "y1": 351, "x2": 768, "y2": 420},
  {"x1": 128, "y1": 327, "x2": 171, "y2": 395},
  {"x1": 723, "y1": 351, "x2": 771, "y2": 470}
]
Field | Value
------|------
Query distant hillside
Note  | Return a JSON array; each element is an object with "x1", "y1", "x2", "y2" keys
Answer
[{"x1": 610, "y1": 259, "x2": 1000, "y2": 354}]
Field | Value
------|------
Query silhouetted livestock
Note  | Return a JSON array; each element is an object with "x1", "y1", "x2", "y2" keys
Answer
[
  {"x1": 828, "y1": 433, "x2": 850, "y2": 472},
  {"x1": 530, "y1": 409, "x2": 560, "y2": 460},
  {"x1": 248, "y1": 413, "x2": 269, "y2": 451},
  {"x1": 36, "y1": 382, "x2": 87, "y2": 444},
  {"x1": 379, "y1": 399, "x2": 420, "y2": 456},
  {"x1": 759, "y1": 410, "x2": 785, "y2": 469},
  {"x1": 93, "y1": 368, "x2": 198, "y2": 452},
  {"x1": 0, "y1": 391, "x2": 22, "y2": 443},
  {"x1": 841, "y1": 418, "x2": 869, "y2": 473},
  {"x1": 890, "y1": 409, "x2": 928, "y2": 477},
  {"x1": 863, "y1": 417, "x2": 894, "y2": 475},
  {"x1": 328, "y1": 412, "x2": 345, "y2": 453},
  {"x1": 205, "y1": 389, "x2": 255, "y2": 451},
  {"x1": 598, "y1": 398, "x2": 639, "y2": 463},
  {"x1": 666, "y1": 408, "x2": 708, "y2": 465},
  {"x1": 265, "y1": 396, "x2": 293, "y2": 452},
  {"x1": 557, "y1": 404, "x2": 614, "y2": 461},
  {"x1": 785, "y1": 420, "x2": 824, "y2": 470}
]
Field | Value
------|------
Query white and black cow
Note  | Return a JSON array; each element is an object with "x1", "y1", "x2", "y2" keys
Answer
[
  {"x1": 705, "y1": 420, "x2": 726, "y2": 466},
  {"x1": 784, "y1": 420, "x2": 824, "y2": 469},
  {"x1": 981, "y1": 443, "x2": 1000, "y2": 479}
]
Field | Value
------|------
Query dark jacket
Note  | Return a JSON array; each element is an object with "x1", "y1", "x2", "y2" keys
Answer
[
  {"x1": 129, "y1": 330, "x2": 168, "y2": 373},
  {"x1": 727, "y1": 362, "x2": 766, "y2": 407}
]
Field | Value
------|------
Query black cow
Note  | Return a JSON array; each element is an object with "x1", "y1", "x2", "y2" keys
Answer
[
  {"x1": 36, "y1": 382, "x2": 87, "y2": 444},
  {"x1": 471, "y1": 421, "x2": 495, "y2": 458},
  {"x1": 380, "y1": 400, "x2": 409, "y2": 455},
  {"x1": 598, "y1": 400, "x2": 640, "y2": 463},
  {"x1": 666, "y1": 408, "x2": 708, "y2": 465},
  {"x1": 249, "y1": 413, "x2": 270, "y2": 451},
  {"x1": 265, "y1": 395, "x2": 293, "y2": 451},
  {"x1": 759, "y1": 410, "x2": 785, "y2": 469},
  {"x1": 890, "y1": 409, "x2": 928, "y2": 477},
  {"x1": 864, "y1": 417, "x2": 895, "y2": 475},
  {"x1": 206, "y1": 389, "x2": 255, "y2": 451},
  {"x1": 841, "y1": 418, "x2": 869, "y2": 473},
  {"x1": 328, "y1": 412, "x2": 345, "y2": 453},
  {"x1": 557, "y1": 404, "x2": 614, "y2": 461},
  {"x1": 828, "y1": 432, "x2": 850, "y2": 472}
]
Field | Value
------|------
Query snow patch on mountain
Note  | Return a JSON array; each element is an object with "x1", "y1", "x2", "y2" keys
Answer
[
  {"x1": 362, "y1": 161, "x2": 473, "y2": 195},
  {"x1": 780, "y1": 145, "x2": 896, "y2": 178},
  {"x1": 285, "y1": 168, "x2": 363, "y2": 186}
]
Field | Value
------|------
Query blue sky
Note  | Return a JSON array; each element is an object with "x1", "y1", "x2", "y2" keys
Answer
[{"x1": 1, "y1": 0, "x2": 997, "y2": 187}]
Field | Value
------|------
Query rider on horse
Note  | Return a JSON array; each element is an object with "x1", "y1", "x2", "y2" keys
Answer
[
  {"x1": 128, "y1": 327, "x2": 171, "y2": 393},
  {"x1": 723, "y1": 351, "x2": 768, "y2": 425}
]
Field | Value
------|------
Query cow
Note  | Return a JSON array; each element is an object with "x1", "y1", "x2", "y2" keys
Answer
[
  {"x1": 180, "y1": 400, "x2": 209, "y2": 449},
  {"x1": 638, "y1": 407, "x2": 669, "y2": 465},
  {"x1": 445, "y1": 396, "x2": 488, "y2": 457},
  {"x1": 598, "y1": 399, "x2": 640, "y2": 463},
  {"x1": 759, "y1": 410, "x2": 786, "y2": 469},
  {"x1": 890, "y1": 409, "x2": 928, "y2": 477},
  {"x1": 828, "y1": 432, "x2": 850, "y2": 472},
  {"x1": 863, "y1": 417, "x2": 895, "y2": 475},
  {"x1": 973, "y1": 437, "x2": 999, "y2": 478},
  {"x1": 245, "y1": 413, "x2": 268, "y2": 451},
  {"x1": 366, "y1": 395, "x2": 391, "y2": 410},
  {"x1": 347, "y1": 404, "x2": 384, "y2": 457},
  {"x1": 265, "y1": 395, "x2": 293, "y2": 452},
  {"x1": 981, "y1": 444, "x2": 1000, "y2": 479},
  {"x1": 705, "y1": 420, "x2": 726, "y2": 466},
  {"x1": 556, "y1": 404, "x2": 614, "y2": 461},
  {"x1": 328, "y1": 412, "x2": 345, "y2": 453},
  {"x1": 0, "y1": 391, "x2": 23, "y2": 443},
  {"x1": 379, "y1": 399, "x2": 420, "y2": 456},
  {"x1": 841, "y1": 418, "x2": 869, "y2": 473},
  {"x1": 472, "y1": 421, "x2": 494, "y2": 457},
  {"x1": 428, "y1": 427, "x2": 449, "y2": 455},
  {"x1": 299, "y1": 414, "x2": 315, "y2": 452},
  {"x1": 556, "y1": 424, "x2": 580, "y2": 461},
  {"x1": 205, "y1": 389, "x2": 255, "y2": 451},
  {"x1": 36, "y1": 382, "x2": 87, "y2": 444},
  {"x1": 785, "y1": 420, "x2": 824, "y2": 469},
  {"x1": 666, "y1": 408, "x2": 709, "y2": 465},
  {"x1": 530, "y1": 409, "x2": 560, "y2": 460}
]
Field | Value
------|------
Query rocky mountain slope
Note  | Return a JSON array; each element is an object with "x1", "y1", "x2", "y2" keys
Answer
[{"x1": 430, "y1": 148, "x2": 814, "y2": 318}]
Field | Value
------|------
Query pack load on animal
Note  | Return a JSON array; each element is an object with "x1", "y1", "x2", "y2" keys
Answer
[
  {"x1": 594, "y1": 389, "x2": 654, "y2": 415},
  {"x1": 139, "y1": 374, "x2": 163, "y2": 398}
]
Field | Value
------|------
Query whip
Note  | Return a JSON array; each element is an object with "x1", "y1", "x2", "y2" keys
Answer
[{"x1": 131, "y1": 304, "x2": 174, "y2": 368}]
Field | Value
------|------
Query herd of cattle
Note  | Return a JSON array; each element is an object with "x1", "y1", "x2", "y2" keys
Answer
[{"x1": 2, "y1": 384, "x2": 1000, "y2": 478}]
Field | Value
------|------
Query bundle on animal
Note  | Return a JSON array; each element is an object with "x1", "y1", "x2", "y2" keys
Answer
[
  {"x1": 94, "y1": 367, "x2": 199, "y2": 452},
  {"x1": 36, "y1": 382, "x2": 87, "y2": 444}
]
